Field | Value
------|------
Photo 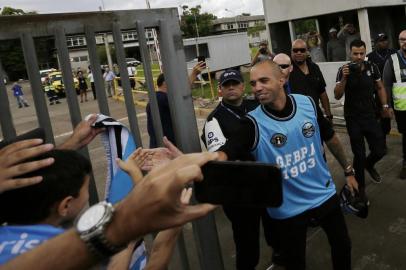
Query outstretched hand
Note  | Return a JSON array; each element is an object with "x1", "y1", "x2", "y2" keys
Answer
[
  {"x1": 0, "y1": 139, "x2": 55, "y2": 194},
  {"x1": 106, "y1": 152, "x2": 219, "y2": 246},
  {"x1": 141, "y1": 137, "x2": 183, "y2": 171},
  {"x1": 116, "y1": 147, "x2": 150, "y2": 184},
  {"x1": 58, "y1": 114, "x2": 105, "y2": 150}
]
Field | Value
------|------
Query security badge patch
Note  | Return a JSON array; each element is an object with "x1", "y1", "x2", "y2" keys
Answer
[
  {"x1": 270, "y1": 133, "x2": 287, "y2": 147},
  {"x1": 302, "y1": 122, "x2": 315, "y2": 138}
]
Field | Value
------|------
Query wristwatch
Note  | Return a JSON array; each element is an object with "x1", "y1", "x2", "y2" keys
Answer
[
  {"x1": 344, "y1": 167, "x2": 355, "y2": 177},
  {"x1": 76, "y1": 201, "x2": 124, "y2": 259},
  {"x1": 382, "y1": 104, "x2": 389, "y2": 109}
]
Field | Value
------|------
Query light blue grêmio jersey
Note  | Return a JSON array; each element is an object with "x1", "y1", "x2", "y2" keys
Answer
[{"x1": 248, "y1": 94, "x2": 336, "y2": 219}]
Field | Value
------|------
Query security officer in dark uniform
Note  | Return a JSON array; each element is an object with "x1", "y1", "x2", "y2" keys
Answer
[
  {"x1": 367, "y1": 33, "x2": 397, "y2": 149},
  {"x1": 334, "y1": 39, "x2": 392, "y2": 195},
  {"x1": 201, "y1": 69, "x2": 274, "y2": 270},
  {"x1": 383, "y1": 29, "x2": 406, "y2": 179}
]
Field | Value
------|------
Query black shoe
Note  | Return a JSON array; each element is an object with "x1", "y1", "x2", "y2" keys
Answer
[
  {"x1": 50, "y1": 102, "x2": 54, "y2": 105},
  {"x1": 366, "y1": 166, "x2": 382, "y2": 184},
  {"x1": 56, "y1": 101, "x2": 61, "y2": 104}
]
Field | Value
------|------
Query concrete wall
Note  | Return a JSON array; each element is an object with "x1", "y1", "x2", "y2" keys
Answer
[
  {"x1": 318, "y1": 62, "x2": 346, "y2": 103},
  {"x1": 263, "y1": 0, "x2": 405, "y2": 23},
  {"x1": 185, "y1": 33, "x2": 251, "y2": 72}
]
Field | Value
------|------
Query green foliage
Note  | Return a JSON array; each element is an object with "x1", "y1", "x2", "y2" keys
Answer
[
  {"x1": 180, "y1": 5, "x2": 217, "y2": 38},
  {"x1": 0, "y1": 6, "x2": 36, "y2": 15},
  {"x1": 293, "y1": 19, "x2": 317, "y2": 35},
  {"x1": 247, "y1": 23, "x2": 266, "y2": 36},
  {"x1": 97, "y1": 45, "x2": 116, "y2": 66}
]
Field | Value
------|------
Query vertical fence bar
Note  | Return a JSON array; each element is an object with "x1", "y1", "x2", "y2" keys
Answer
[
  {"x1": 157, "y1": 17, "x2": 224, "y2": 270},
  {"x1": 136, "y1": 21, "x2": 164, "y2": 147},
  {"x1": 20, "y1": 33, "x2": 55, "y2": 144},
  {"x1": 0, "y1": 59, "x2": 16, "y2": 140},
  {"x1": 54, "y1": 27, "x2": 99, "y2": 205},
  {"x1": 111, "y1": 22, "x2": 143, "y2": 147},
  {"x1": 85, "y1": 26, "x2": 110, "y2": 116},
  {"x1": 54, "y1": 28, "x2": 82, "y2": 126}
]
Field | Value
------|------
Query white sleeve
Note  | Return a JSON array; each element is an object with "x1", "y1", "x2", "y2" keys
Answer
[{"x1": 204, "y1": 117, "x2": 227, "y2": 152}]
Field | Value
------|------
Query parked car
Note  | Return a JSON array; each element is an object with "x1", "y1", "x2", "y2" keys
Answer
[
  {"x1": 125, "y1": 58, "x2": 141, "y2": 67},
  {"x1": 48, "y1": 71, "x2": 79, "y2": 96},
  {"x1": 40, "y1": 68, "x2": 56, "y2": 84}
]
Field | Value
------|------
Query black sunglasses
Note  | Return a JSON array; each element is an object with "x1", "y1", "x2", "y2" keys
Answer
[
  {"x1": 292, "y1": 48, "x2": 306, "y2": 53},
  {"x1": 278, "y1": 64, "x2": 290, "y2": 69}
]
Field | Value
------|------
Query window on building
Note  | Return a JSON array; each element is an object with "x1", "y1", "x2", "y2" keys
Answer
[
  {"x1": 226, "y1": 23, "x2": 234, "y2": 30},
  {"x1": 79, "y1": 56, "x2": 88, "y2": 62},
  {"x1": 67, "y1": 37, "x2": 86, "y2": 47},
  {"x1": 122, "y1": 31, "x2": 137, "y2": 41},
  {"x1": 71, "y1": 57, "x2": 80, "y2": 62},
  {"x1": 184, "y1": 43, "x2": 210, "y2": 62},
  {"x1": 96, "y1": 35, "x2": 104, "y2": 44},
  {"x1": 239, "y1": 22, "x2": 248, "y2": 29}
]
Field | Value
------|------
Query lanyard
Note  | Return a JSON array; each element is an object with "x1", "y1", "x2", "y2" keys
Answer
[{"x1": 220, "y1": 102, "x2": 246, "y2": 120}]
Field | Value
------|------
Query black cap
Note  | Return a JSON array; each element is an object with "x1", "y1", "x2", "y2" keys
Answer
[
  {"x1": 0, "y1": 128, "x2": 46, "y2": 150},
  {"x1": 219, "y1": 69, "x2": 243, "y2": 86},
  {"x1": 375, "y1": 33, "x2": 388, "y2": 42}
]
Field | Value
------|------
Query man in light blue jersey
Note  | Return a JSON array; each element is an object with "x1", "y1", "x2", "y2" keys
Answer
[{"x1": 218, "y1": 60, "x2": 358, "y2": 270}]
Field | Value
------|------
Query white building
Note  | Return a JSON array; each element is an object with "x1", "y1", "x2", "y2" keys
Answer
[
  {"x1": 262, "y1": 0, "x2": 406, "y2": 101},
  {"x1": 212, "y1": 15, "x2": 268, "y2": 46}
]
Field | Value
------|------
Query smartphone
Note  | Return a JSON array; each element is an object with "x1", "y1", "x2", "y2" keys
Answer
[
  {"x1": 195, "y1": 160, "x2": 283, "y2": 207},
  {"x1": 197, "y1": 55, "x2": 206, "y2": 68}
]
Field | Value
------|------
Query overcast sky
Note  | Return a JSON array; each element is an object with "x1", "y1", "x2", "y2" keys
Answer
[{"x1": 0, "y1": 0, "x2": 264, "y2": 17}]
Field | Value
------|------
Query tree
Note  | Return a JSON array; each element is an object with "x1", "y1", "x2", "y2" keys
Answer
[
  {"x1": 180, "y1": 5, "x2": 217, "y2": 38},
  {"x1": 0, "y1": 7, "x2": 55, "y2": 81},
  {"x1": 0, "y1": 6, "x2": 36, "y2": 15}
]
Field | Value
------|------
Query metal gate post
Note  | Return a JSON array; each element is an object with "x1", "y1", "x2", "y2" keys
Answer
[
  {"x1": 111, "y1": 22, "x2": 143, "y2": 148},
  {"x1": 20, "y1": 33, "x2": 55, "y2": 144},
  {"x1": 157, "y1": 16, "x2": 225, "y2": 270},
  {"x1": 0, "y1": 59, "x2": 16, "y2": 139}
]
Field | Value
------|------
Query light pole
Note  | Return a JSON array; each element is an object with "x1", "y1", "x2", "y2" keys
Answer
[
  {"x1": 225, "y1": 9, "x2": 238, "y2": 33},
  {"x1": 192, "y1": 9, "x2": 200, "y2": 56}
]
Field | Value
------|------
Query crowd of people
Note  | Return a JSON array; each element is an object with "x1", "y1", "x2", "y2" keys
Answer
[{"x1": 1, "y1": 26, "x2": 405, "y2": 270}]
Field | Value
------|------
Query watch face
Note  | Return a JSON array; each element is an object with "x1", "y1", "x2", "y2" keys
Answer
[{"x1": 77, "y1": 204, "x2": 106, "y2": 232}]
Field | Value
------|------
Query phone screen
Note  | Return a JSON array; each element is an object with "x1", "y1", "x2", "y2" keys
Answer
[
  {"x1": 197, "y1": 56, "x2": 206, "y2": 67},
  {"x1": 195, "y1": 161, "x2": 283, "y2": 207}
]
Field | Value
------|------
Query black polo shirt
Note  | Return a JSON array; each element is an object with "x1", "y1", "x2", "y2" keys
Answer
[
  {"x1": 201, "y1": 99, "x2": 258, "y2": 161},
  {"x1": 336, "y1": 61, "x2": 381, "y2": 118},
  {"x1": 367, "y1": 48, "x2": 396, "y2": 74},
  {"x1": 290, "y1": 59, "x2": 327, "y2": 106}
]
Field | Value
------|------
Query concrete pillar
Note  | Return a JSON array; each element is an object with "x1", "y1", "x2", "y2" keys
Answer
[
  {"x1": 288, "y1": 20, "x2": 296, "y2": 43},
  {"x1": 357, "y1": 8, "x2": 372, "y2": 53}
]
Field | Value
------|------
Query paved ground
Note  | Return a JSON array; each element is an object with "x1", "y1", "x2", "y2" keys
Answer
[{"x1": 3, "y1": 82, "x2": 406, "y2": 270}]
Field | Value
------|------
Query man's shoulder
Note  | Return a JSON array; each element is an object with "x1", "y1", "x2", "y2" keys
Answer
[{"x1": 206, "y1": 104, "x2": 223, "y2": 121}]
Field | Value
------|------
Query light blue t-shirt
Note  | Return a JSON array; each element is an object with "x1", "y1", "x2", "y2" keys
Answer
[
  {"x1": 0, "y1": 224, "x2": 63, "y2": 264},
  {"x1": 248, "y1": 94, "x2": 336, "y2": 219}
]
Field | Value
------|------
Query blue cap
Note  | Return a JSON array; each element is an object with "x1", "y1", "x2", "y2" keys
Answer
[{"x1": 219, "y1": 69, "x2": 243, "y2": 86}]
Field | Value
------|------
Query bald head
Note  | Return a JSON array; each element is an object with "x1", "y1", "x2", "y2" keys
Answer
[
  {"x1": 292, "y1": 39, "x2": 307, "y2": 49},
  {"x1": 273, "y1": 53, "x2": 291, "y2": 64},
  {"x1": 251, "y1": 60, "x2": 283, "y2": 80},
  {"x1": 400, "y1": 30, "x2": 406, "y2": 53},
  {"x1": 273, "y1": 53, "x2": 293, "y2": 80}
]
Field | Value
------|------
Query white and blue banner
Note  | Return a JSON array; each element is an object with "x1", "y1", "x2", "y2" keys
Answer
[{"x1": 89, "y1": 114, "x2": 147, "y2": 270}]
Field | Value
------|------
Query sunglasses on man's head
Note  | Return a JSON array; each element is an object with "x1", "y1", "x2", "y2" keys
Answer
[
  {"x1": 292, "y1": 48, "x2": 306, "y2": 53},
  {"x1": 278, "y1": 64, "x2": 290, "y2": 69}
]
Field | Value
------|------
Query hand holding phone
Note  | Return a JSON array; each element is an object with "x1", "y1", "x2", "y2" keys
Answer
[{"x1": 195, "y1": 160, "x2": 283, "y2": 207}]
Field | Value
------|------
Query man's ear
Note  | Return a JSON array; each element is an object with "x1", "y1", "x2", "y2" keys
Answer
[
  {"x1": 57, "y1": 196, "x2": 74, "y2": 217},
  {"x1": 218, "y1": 87, "x2": 223, "y2": 97}
]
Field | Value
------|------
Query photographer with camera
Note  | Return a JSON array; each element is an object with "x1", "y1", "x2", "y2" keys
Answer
[
  {"x1": 334, "y1": 39, "x2": 392, "y2": 198},
  {"x1": 251, "y1": 41, "x2": 274, "y2": 66}
]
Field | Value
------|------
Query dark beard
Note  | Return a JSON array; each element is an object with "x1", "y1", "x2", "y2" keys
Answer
[
  {"x1": 294, "y1": 60, "x2": 305, "y2": 65},
  {"x1": 402, "y1": 48, "x2": 406, "y2": 54}
]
